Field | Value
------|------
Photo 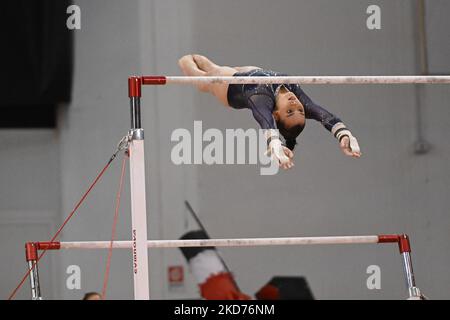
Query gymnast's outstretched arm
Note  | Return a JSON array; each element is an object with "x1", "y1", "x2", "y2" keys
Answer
[{"x1": 293, "y1": 86, "x2": 361, "y2": 158}]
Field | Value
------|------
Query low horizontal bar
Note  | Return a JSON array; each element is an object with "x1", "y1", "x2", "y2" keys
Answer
[
  {"x1": 142, "y1": 75, "x2": 450, "y2": 85},
  {"x1": 41, "y1": 235, "x2": 385, "y2": 250}
]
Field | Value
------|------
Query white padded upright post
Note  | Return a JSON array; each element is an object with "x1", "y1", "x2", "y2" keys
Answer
[
  {"x1": 129, "y1": 138, "x2": 149, "y2": 300},
  {"x1": 128, "y1": 76, "x2": 149, "y2": 300}
]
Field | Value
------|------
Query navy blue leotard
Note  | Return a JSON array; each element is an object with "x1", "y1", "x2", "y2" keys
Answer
[{"x1": 227, "y1": 69, "x2": 342, "y2": 131}]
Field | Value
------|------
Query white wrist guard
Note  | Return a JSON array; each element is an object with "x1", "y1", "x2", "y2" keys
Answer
[
  {"x1": 331, "y1": 122, "x2": 351, "y2": 142},
  {"x1": 332, "y1": 122, "x2": 360, "y2": 153},
  {"x1": 264, "y1": 129, "x2": 280, "y2": 143},
  {"x1": 268, "y1": 139, "x2": 290, "y2": 163},
  {"x1": 264, "y1": 129, "x2": 284, "y2": 150},
  {"x1": 264, "y1": 130, "x2": 290, "y2": 163}
]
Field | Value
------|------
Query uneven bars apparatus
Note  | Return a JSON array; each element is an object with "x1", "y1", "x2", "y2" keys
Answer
[
  {"x1": 26, "y1": 74, "x2": 449, "y2": 300},
  {"x1": 25, "y1": 234, "x2": 421, "y2": 299}
]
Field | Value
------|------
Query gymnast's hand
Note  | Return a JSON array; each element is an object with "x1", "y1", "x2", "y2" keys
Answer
[
  {"x1": 340, "y1": 135, "x2": 361, "y2": 158},
  {"x1": 267, "y1": 139, "x2": 295, "y2": 169},
  {"x1": 282, "y1": 146, "x2": 294, "y2": 168}
]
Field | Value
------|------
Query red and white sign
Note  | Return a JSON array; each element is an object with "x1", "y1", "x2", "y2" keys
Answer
[{"x1": 168, "y1": 266, "x2": 184, "y2": 285}]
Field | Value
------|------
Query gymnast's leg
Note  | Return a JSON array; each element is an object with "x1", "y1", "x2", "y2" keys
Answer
[
  {"x1": 178, "y1": 54, "x2": 237, "y2": 106},
  {"x1": 179, "y1": 54, "x2": 232, "y2": 92}
]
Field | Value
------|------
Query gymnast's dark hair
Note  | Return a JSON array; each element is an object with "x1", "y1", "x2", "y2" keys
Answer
[{"x1": 276, "y1": 121, "x2": 305, "y2": 151}]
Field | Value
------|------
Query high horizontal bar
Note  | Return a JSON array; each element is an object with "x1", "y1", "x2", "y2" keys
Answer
[
  {"x1": 141, "y1": 75, "x2": 450, "y2": 86},
  {"x1": 37, "y1": 235, "x2": 388, "y2": 250}
]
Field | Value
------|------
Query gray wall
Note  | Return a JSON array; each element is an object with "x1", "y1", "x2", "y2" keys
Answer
[
  {"x1": 0, "y1": 131, "x2": 60, "y2": 299},
  {"x1": 1, "y1": 0, "x2": 449, "y2": 300},
  {"x1": 191, "y1": 0, "x2": 450, "y2": 300}
]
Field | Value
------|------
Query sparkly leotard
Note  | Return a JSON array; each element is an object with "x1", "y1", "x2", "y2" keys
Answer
[{"x1": 227, "y1": 69, "x2": 342, "y2": 131}]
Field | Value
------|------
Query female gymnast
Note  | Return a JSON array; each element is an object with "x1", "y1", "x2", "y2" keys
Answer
[{"x1": 178, "y1": 54, "x2": 361, "y2": 169}]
